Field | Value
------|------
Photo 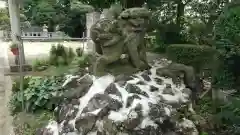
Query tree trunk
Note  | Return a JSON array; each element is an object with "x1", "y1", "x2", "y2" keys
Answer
[
  {"x1": 176, "y1": 0, "x2": 185, "y2": 29},
  {"x1": 126, "y1": 0, "x2": 145, "y2": 8}
]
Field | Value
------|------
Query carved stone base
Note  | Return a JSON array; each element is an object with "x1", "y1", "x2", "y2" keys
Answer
[{"x1": 91, "y1": 55, "x2": 150, "y2": 76}]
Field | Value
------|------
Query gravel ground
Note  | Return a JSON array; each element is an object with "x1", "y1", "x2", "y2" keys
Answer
[{"x1": 0, "y1": 40, "x2": 14, "y2": 135}]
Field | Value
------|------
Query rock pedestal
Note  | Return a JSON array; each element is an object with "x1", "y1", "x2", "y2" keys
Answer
[{"x1": 37, "y1": 59, "x2": 199, "y2": 135}]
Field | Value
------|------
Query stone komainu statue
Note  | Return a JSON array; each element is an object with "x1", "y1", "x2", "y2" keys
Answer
[
  {"x1": 90, "y1": 18, "x2": 124, "y2": 76},
  {"x1": 119, "y1": 8, "x2": 150, "y2": 69},
  {"x1": 90, "y1": 7, "x2": 150, "y2": 76}
]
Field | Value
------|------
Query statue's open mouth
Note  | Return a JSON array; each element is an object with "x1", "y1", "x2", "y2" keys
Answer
[{"x1": 133, "y1": 28, "x2": 144, "y2": 32}]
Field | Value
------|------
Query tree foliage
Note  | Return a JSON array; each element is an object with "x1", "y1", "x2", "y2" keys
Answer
[
  {"x1": 213, "y1": 3, "x2": 240, "y2": 87},
  {"x1": 0, "y1": 8, "x2": 10, "y2": 31}
]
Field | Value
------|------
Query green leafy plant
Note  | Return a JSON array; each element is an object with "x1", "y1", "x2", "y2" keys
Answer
[
  {"x1": 9, "y1": 76, "x2": 64, "y2": 114},
  {"x1": 12, "y1": 76, "x2": 31, "y2": 93},
  {"x1": 215, "y1": 97, "x2": 240, "y2": 125},
  {"x1": 212, "y1": 96, "x2": 240, "y2": 135},
  {"x1": 10, "y1": 43, "x2": 18, "y2": 49}
]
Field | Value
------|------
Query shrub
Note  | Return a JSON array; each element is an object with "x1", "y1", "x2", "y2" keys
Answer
[
  {"x1": 49, "y1": 45, "x2": 58, "y2": 65},
  {"x1": 76, "y1": 47, "x2": 83, "y2": 57},
  {"x1": 67, "y1": 47, "x2": 75, "y2": 60},
  {"x1": 56, "y1": 43, "x2": 67, "y2": 57},
  {"x1": 166, "y1": 44, "x2": 217, "y2": 73},
  {"x1": 49, "y1": 44, "x2": 75, "y2": 66}
]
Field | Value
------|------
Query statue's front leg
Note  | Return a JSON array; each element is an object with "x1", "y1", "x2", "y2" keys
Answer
[
  {"x1": 126, "y1": 40, "x2": 141, "y2": 69},
  {"x1": 93, "y1": 46, "x2": 122, "y2": 76},
  {"x1": 126, "y1": 34, "x2": 149, "y2": 70},
  {"x1": 94, "y1": 56, "x2": 108, "y2": 76},
  {"x1": 139, "y1": 39, "x2": 151, "y2": 69}
]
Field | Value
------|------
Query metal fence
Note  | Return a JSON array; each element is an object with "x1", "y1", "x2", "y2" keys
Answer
[{"x1": 2, "y1": 31, "x2": 90, "y2": 42}]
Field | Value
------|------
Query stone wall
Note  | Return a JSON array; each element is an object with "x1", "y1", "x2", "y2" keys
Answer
[
  {"x1": 85, "y1": 9, "x2": 111, "y2": 53},
  {"x1": 86, "y1": 12, "x2": 100, "y2": 38},
  {"x1": 86, "y1": 12, "x2": 100, "y2": 53}
]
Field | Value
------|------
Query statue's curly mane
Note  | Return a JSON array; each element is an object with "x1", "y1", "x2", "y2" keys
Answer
[
  {"x1": 90, "y1": 19, "x2": 113, "y2": 55},
  {"x1": 90, "y1": 19, "x2": 112, "y2": 42}
]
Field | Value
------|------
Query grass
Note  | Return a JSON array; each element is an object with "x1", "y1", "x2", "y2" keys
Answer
[
  {"x1": 13, "y1": 111, "x2": 55, "y2": 135},
  {"x1": 43, "y1": 65, "x2": 72, "y2": 75}
]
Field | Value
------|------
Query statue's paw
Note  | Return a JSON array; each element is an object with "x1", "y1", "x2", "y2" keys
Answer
[
  {"x1": 139, "y1": 62, "x2": 150, "y2": 70},
  {"x1": 146, "y1": 64, "x2": 152, "y2": 70},
  {"x1": 94, "y1": 71, "x2": 108, "y2": 77}
]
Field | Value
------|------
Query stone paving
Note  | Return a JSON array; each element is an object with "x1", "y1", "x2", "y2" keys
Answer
[{"x1": 0, "y1": 40, "x2": 14, "y2": 135}]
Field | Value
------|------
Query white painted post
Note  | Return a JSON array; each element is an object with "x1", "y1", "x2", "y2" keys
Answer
[
  {"x1": 8, "y1": 0, "x2": 21, "y2": 42},
  {"x1": 8, "y1": 0, "x2": 26, "y2": 64},
  {"x1": 86, "y1": 12, "x2": 100, "y2": 53},
  {"x1": 8, "y1": 0, "x2": 25, "y2": 112}
]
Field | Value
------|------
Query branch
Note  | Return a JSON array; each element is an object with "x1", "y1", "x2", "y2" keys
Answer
[
  {"x1": 199, "y1": 89, "x2": 211, "y2": 99},
  {"x1": 184, "y1": 0, "x2": 192, "y2": 5}
]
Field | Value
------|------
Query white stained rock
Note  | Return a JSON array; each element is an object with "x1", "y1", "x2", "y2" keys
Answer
[
  {"x1": 178, "y1": 118, "x2": 199, "y2": 135},
  {"x1": 62, "y1": 75, "x2": 80, "y2": 87},
  {"x1": 46, "y1": 121, "x2": 59, "y2": 135}
]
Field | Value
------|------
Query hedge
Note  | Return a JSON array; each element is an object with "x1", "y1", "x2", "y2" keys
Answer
[{"x1": 166, "y1": 44, "x2": 218, "y2": 73}]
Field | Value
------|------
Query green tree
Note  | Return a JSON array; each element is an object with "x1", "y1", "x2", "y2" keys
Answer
[
  {"x1": 213, "y1": 1, "x2": 240, "y2": 88},
  {"x1": 0, "y1": 8, "x2": 10, "y2": 31}
]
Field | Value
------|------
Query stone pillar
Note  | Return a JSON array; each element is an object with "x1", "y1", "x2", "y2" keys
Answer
[{"x1": 86, "y1": 12, "x2": 100, "y2": 53}]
